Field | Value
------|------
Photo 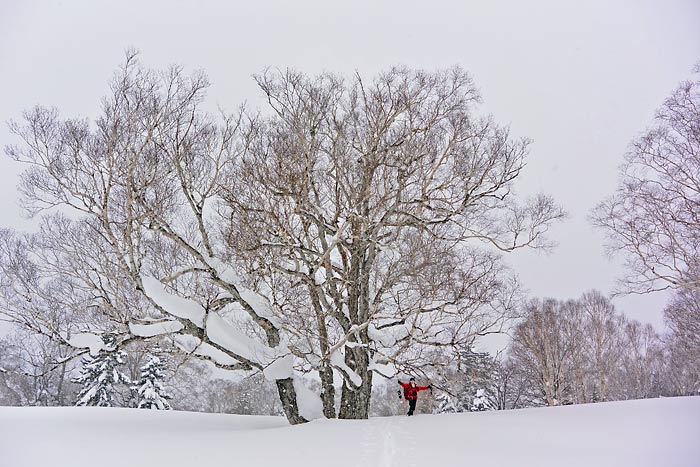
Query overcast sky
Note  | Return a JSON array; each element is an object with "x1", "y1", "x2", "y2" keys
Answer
[{"x1": 1, "y1": 0, "x2": 699, "y2": 336}]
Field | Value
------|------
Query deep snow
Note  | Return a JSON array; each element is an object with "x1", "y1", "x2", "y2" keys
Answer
[{"x1": 1, "y1": 397, "x2": 698, "y2": 467}]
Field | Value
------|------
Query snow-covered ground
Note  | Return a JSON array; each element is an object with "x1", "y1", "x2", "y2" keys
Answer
[{"x1": 1, "y1": 397, "x2": 698, "y2": 467}]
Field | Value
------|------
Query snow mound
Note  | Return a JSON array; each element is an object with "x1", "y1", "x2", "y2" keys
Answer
[{"x1": 1, "y1": 397, "x2": 698, "y2": 467}]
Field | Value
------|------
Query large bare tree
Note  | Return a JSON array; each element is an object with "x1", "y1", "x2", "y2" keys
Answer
[
  {"x1": 592, "y1": 67, "x2": 700, "y2": 294},
  {"x1": 4, "y1": 52, "x2": 564, "y2": 422}
]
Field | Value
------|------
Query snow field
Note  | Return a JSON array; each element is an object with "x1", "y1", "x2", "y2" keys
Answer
[{"x1": 0, "y1": 396, "x2": 698, "y2": 467}]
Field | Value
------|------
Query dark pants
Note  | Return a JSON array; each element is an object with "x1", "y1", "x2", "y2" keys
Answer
[{"x1": 407, "y1": 398, "x2": 417, "y2": 416}]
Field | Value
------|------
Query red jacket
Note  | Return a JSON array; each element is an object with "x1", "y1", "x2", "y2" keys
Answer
[{"x1": 399, "y1": 381, "x2": 429, "y2": 400}]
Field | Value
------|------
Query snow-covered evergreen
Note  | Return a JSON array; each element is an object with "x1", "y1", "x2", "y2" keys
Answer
[
  {"x1": 73, "y1": 333, "x2": 130, "y2": 407},
  {"x1": 434, "y1": 393, "x2": 457, "y2": 414},
  {"x1": 132, "y1": 347, "x2": 171, "y2": 410},
  {"x1": 470, "y1": 388, "x2": 494, "y2": 412}
]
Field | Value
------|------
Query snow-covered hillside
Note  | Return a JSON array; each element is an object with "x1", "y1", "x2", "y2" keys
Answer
[{"x1": 1, "y1": 397, "x2": 698, "y2": 467}]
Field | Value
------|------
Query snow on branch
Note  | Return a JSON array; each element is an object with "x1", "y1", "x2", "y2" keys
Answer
[
  {"x1": 66, "y1": 333, "x2": 104, "y2": 356},
  {"x1": 141, "y1": 275, "x2": 205, "y2": 328},
  {"x1": 128, "y1": 320, "x2": 184, "y2": 338},
  {"x1": 141, "y1": 274, "x2": 294, "y2": 378},
  {"x1": 330, "y1": 349, "x2": 363, "y2": 387},
  {"x1": 205, "y1": 311, "x2": 276, "y2": 364},
  {"x1": 204, "y1": 256, "x2": 281, "y2": 326}
]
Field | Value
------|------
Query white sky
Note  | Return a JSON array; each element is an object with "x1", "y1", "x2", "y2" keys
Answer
[{"x1": 1, "y1": 0, "x2": 698, "y2": 336}]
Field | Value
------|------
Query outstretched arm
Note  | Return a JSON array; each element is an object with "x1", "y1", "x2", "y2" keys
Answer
[{"x1": 416, "y1": 385, "x2": 430, "y2": 391}]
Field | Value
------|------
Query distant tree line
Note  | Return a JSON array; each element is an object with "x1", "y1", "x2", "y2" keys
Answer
[{"x1": 420, "y1": 289, "x2": 699, "y2": 415}]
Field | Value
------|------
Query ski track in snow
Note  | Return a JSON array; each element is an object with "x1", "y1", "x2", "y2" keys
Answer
[
  {"x1": 352, "y1": 415, "x2": 419, "y2": 467},
  {"x1": 352, "y1": 417, "x2": 383, "y2": 467},
  {"x1": 379, "y1": 417, "x2": 396, "y2": 467},
  {"x1": 393, "y1": 416, "x2": 418, "y2": 467}
]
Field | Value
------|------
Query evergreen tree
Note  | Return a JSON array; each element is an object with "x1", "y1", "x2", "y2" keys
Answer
[
  {"x1": 434, "y1": 393, "x2": 457, "y2": 414},
  {"x1": 73, "y1": 333, "x2": 130, "y2": 407},
  {"x1": 455, "y1": 348, "x2": 499, "y2": 411},
  {"x1": 470, "y1": 388, "x2": 494, "y2": 411},
  {"x1": 132, "y1": 346, "x2": 171, "y2": 410}
]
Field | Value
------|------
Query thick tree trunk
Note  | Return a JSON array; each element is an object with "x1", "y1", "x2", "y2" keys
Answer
[
  {"x1": 336, "y1": 225, "x2": 377, "y2": 419},
  {"x1": 319, "y1": 365, "x2": 337, "y2": 418},
  {"x1": 338, "y1": 346, "x2": 373, "y2": 419},
  {"x1": 309, "y1": 287, "x2": 337, "y2": 418},
  {"x1": 339, "y1": 378, "x2": 373, "y2": 418},
  {"x1": 276, "y1": 378, "x2": 307, "y2": 425}
]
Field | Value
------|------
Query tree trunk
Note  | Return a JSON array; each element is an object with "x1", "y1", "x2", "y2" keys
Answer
[
  {"x1": 276, "y1": 378, "x2": 307, "y2": 424},
  {"x1": 319, "y1": 364, "x2": 337, "y2": 418},
  {"x1": 596, "y1": 342, "x2": 606, "y2": 401},
  {"x1": 338, "y1": 346, "x2": 373, "y2": 419},
  {"x1": 309, "y1": 287, "x2": 337, "y2": 418},
  {"x1": 56, "y1": 362, "x2": 67, "y2": 405}
]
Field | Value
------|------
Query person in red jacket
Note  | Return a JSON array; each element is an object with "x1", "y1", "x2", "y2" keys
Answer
[{"x1": 398, "y1": 377, "x2": 431, "y2": 416}]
